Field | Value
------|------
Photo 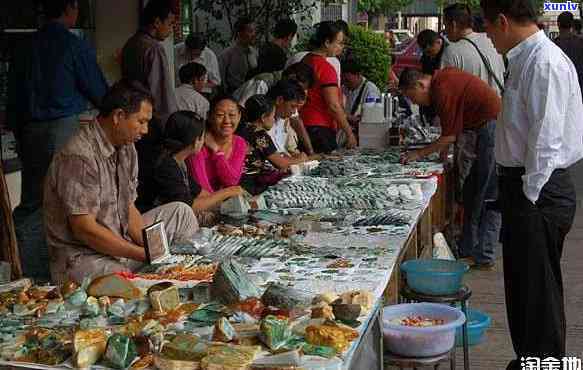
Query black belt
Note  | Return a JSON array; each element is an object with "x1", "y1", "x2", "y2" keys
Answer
[{"x1": 496, "y1": 165, "x2": 525, "y2": 177}]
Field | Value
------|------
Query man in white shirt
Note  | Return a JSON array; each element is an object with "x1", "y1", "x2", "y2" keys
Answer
[
  {"x1": 341, "y1": 60, "x2": 381, "y2": 127},
  {"x1": 441, "y1": 3, "x2": 506, "y2": 270},
  {"x1": 481, "y1": 0, "x2": 583, "y2": 367},
  {"x1": 175, "y1": 62, "x2": 210, "y2": 119},
  {"x1": 175, "y1": 33, "x2": 221, "y2": 95},
  {"x1": 233, "y1": 71, "x2": 280, "y2": 106}
]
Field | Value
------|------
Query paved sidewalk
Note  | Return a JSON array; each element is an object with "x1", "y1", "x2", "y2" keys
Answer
[{"x1": 458, "y1": 163, "x2": 583, "y2": 368}]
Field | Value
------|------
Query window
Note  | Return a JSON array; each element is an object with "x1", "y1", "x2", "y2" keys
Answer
[{"x1": 321, "y1": 3, "x2": 343, "y2": 22}]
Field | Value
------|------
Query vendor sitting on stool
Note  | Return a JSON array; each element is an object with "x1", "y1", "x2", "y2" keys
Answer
[
  {"x1": 152, "y1": 111, "x2": 243, "y2": 226},
  {"x1": 341, "y1": 60, "x2": 381, "y2": 134},
  {"x1": 238, "y1": 94, "x2": 310, "y2": 195},
  {"x1": 43, "y1": 80, "x2": 199, "y2": 284}
]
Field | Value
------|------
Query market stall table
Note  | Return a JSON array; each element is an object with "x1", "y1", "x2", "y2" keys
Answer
[{"x1": 0, "y1": 150, "x2": 450, "y2": 370}]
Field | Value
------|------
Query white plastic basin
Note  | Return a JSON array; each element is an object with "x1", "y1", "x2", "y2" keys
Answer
[{"x1": 382, "y1": 303, "x2": 466, "y2": 357}]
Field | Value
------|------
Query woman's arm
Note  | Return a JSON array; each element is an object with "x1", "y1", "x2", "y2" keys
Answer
[
  {"x1": 289, "y1": 114, "x2": 315, "y2": 155},
  {"x1": 211, "y1": 138, "x2": 246, "y2": 187},
  {"x1": 186, "y1": 152, "x2": 214, "y2": 192},
  {"x1": 267, "y1": 152, "x2": 307, "y2": 171},
  {"x1": 322, "y1": 86, "x2": 357, "y2": 149},
  {"x1": 192, "y1": 187, "x2": 244, "y2": 212}
]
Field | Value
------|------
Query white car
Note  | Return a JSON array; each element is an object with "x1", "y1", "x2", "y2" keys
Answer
[
  {"x1": 373, "y1": 29, "x2": 414, "y2": 47},
  {"x1": 390, "y1": 29, "x2": 414, "y2": 45}
]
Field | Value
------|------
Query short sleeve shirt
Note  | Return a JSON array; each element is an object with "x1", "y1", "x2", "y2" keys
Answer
[
  {"x1": 300, "y1": 54, "x2": 339, "y2": 130},
  {"x1": 219, "y1": 44, "x2": 258, "y2": 94},
  {"x1": 153, "y1": 156, "x2": 202, "y2": 207},
  {"x1": 268, "y1": 118, "x2": 289, "y2": 154},
  {"x1": 44, "y1": 121, "x2": 139, "y2": 259},
  {"x1": 439, "y1": 32, "x2": 505, "y2": 96},
  {"x1": 239, "y1": 122, "x2": 278, "y2": 175},
  {"x1": 175, "y1": 84, "x2": 210, "y2": 119},
  {"x1": 431, "y1": 68, "x2": 501, "y2": 137}
]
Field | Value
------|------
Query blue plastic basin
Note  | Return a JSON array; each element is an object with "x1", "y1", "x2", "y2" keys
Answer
[
  {"x1": 401, "y1": 259, "x2": 469, "y2": 295},
  {"x1": 455, "y1": 309, "x2": 491, "y2": 346}
]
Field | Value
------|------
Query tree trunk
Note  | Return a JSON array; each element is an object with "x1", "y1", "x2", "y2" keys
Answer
[{"x1": 0, "y1": 162, "x2": 22, "y2": 279}]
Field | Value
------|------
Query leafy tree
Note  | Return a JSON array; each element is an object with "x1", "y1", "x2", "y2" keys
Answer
[
  {"x1": 357, "y1": 0, "x2": 414, "y2": 16},
  {"x1": 193, "y1": 0, "x2": 318, "y2": 46},
  {"x1": 434, "y1": 0, "x2": 480, "y2": 10},
  {"x1": 345, "y1": 25, "x2": 391, "y2": 89}
]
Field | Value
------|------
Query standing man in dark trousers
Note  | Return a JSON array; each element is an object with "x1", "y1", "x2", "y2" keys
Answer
[
  {"x1": 553, "y1": 12, "x2": 583, "y2": 101},
  {"x1": 122, "y1": 0, "x2": 177, "y2": 123},
  {"x1": 122, "y1": 0, "x2": 178, "y2": 211},
  {"x1": 441, "y1": 3, "x2": 505, "y2": 269},
  {"x1": 7, "y1": 0, "x2": 108, "y2": 280},
  {"x1": 481, "y1": 0, "x2": 583, "y2": 367}
]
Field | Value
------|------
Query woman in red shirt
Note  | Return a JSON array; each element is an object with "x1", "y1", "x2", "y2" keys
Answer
[{"x1": 301, "y1": 21, "x2": 357, "y2": 153}]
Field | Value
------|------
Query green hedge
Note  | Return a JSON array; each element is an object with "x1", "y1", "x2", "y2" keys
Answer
[{"x1": 345, "y1": 25, "x2": 390, "y2": 91}]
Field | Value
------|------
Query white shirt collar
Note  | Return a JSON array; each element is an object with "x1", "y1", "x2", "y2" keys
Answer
[
  {"x1": 353, "y1": 77, "x2": 367, "y2": 92},
  {"x1": 179, "y1": 83, "x2": 196, "y2": 91},
  {"x1": 506, "y1": 30, "x2": 545, "y2": 63}
]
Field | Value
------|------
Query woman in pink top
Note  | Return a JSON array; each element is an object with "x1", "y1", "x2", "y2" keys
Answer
[{"x1": 186, "y1": 95, "x2": 247, "y2": 192}]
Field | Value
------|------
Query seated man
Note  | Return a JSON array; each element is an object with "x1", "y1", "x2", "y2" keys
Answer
[
  {"x1": 232, "y1": 67, "x2": 281, "y2": 106},
  {"x1": 175, "y1": 33, "x2": 221, "y2": 95},
  {"x1": 342, "y1": 60, "x2": 381, "y2": 128},
  {"x1": 44, "y1": 80, "x2": 199, "y2": 284},
  {"x1": 176, "y1": 62, "x2": 210, "y2": 118}
]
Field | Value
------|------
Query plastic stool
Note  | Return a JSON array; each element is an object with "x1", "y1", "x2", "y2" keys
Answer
[
  {"x1": 400, "y1": 285, "x2": 472, "y2": 370},
  {"x1": 384, "y1": 349, "x2": 455, "y2": 370}
]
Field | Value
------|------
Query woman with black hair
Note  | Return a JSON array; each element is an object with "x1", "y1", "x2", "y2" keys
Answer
[
  {"x1": 153, "y1": 111, "x2": 243, "y2": 225},
  {"x1": 186, "y1": 95, "x2": 247, "y2": 193},
  {"x1": 299, "y1": 21, "x2": 357, "y2": 153},
  {"x1": 238, "y1": 95, "x2": 309, "y2": 195}
]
